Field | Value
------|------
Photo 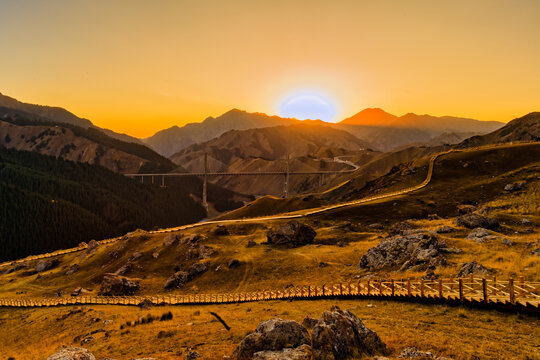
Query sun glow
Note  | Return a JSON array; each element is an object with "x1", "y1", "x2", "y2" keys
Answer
[{"x1": 277, "y1": 91, "x2": 338, "y2": 122}]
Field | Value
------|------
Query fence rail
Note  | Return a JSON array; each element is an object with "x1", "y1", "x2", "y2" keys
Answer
[{"x1": 1, "y1": 277, "x2": 538, "y2": 311}]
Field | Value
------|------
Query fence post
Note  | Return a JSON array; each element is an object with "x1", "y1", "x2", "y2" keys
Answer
[
  {"x1": 482, "y1": 278, "x2": 488, "y2": 304},
  {"x1": 420, "y1": 279, "x2": 425, "y2": 297},
  {"x1": 407, "y1": 278, "x2": 411, "y2": 297},
  {"x1": 322, "y1": 284, "x2": 326, "y2": 297},
  {"x1": 391, "y1": 279, "x2": 395, "y2": 296},
  {"x1": 509, "y1": 278, "x2": 515, "y2": 304},
  {"x1": 458, "y1": 278, "x2": 464, "y2": 302},
  {"x1": 378, "y1": 280, "x2": 383, "y2": 296},
  {"x1": 367, "y1": 280, "x2": 371, "y2": 296},
  {"x1": 438, "y1": 279, "x2": 443, "y2": 298}
]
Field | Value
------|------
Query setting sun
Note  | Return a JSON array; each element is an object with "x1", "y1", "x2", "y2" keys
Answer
[{"x1": 277, "y1": 90, "x2": 338, "y2": 122}]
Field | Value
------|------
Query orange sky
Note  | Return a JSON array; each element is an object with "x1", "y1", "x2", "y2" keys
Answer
[{"x1": 1, "y1": 0, "x2": 539, "y2": 138}]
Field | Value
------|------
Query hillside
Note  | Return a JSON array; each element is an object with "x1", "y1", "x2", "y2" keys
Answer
[
  {"x1": 458, "y1": 112, "x2": 540, "y2": 148},
  {"x1": 0, "y1": 147, "x2": 207, "y2": 261},
  {"x1": 0, "y1": 107, "x2": 174, "y2": 174},
  {"x1": 170, "y1": 123, "x2": 372, "y2": 196},
  {"x1": 144, "y1": 109, "x2": 300, "y2": 156},
  {"x1": 340, "y1": 107, "x2": 397, "y2": 126},
  {"x1": 0, "y1": 92, "x2": 140, "y2": 143}
]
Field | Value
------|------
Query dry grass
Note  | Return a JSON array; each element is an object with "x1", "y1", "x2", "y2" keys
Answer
[{"x1": 0, "y1": 299, "x2": 538, "y2": 360}]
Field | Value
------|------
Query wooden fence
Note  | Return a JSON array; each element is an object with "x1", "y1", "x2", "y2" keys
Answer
[{"x1": 1, "y1": 277, "x2": 538, "y2": 311}]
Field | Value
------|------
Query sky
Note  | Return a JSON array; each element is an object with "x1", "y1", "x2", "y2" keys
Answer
[{"x1": 1, "y1": 0, "x2": 539, "y2": 138}]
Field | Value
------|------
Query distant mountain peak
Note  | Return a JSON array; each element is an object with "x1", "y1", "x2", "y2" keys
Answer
[{"x1": 339, "y1": 108, "x2": 397, "y2": 126}]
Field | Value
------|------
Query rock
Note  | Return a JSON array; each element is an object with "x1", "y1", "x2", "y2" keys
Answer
[
  {"x1": 530, "y1": 248, "x2": 540, "y2": 256},
  {"x1": 129, "y1": 251, "x2": 143, "y2": 261},
  {"x1": 311, "y1": 306, "x2": 389, "y2": 359},
  {"x1": 138, "y1": 298, "x2": 153, "y2": 309},
  {"x1": 70, "y1": 287, "x2": 91, "y2": 296},
  {"x1": 164, "y1": 271, "x2": 189, "y2": 289},
  {"x1": 253, "y1": 344, "x2": 313, "y2": 360},
  {"x1": 186, "y1": 351, "x2": 201, "y2": 359},
  {"x1": 164, "y1": 262, "x2": 207, "y2": 289},
  {"x1": 66, "y1": 264, "x2": 80, "y2": 275},
  {"x1": 181, "y1": 234, "x2": 207, "y2": 244},
  {"x1": 421, "y1": 270, "x2": 438, "y2": 280},
  {"x1": 399, "y1": 347, "x2": 434, "y2": 358},
  {"x1": 98, "y1": 274, "x2": 139, "y2": 296},
  {"x1": 198, "y1": 245, "x2": 215, "y2": 259},
  {"x1": 228, "y1": 259, "x2": 241, "y2": 269},
  {"x1": 504, "y1": 182, "x2": 525, "y2": 192},
  {"x1": 389, "y1": 221, "x2": 414, "y2": 235},
  {"x1": 213, "y1": 225, "x2": 230, "y2": 236},
  {"x1": 440, "y1": 247, "x2": 463, "y2": 254},
  {"x1": 428, "y1": 214, "x2": 440, "y2": 220},
  {"x1": 522, "y1": 218, "x2": 531, "y2": 224},
  {"x1": 266, "y1": 221, "x2": 316, "y2": 247},
  {"x1": 435, "y1": 226, "x2": 454, "y2": 234},
  {"x1": 35, "y1": 258, "x2": 59, "y2": 273},
  {"x1": 358, "y1": 233, "x2": 446, "y2": 272},
  {"x1": 113, "y1": 262, "x2": 132, "y2": 276},
  {"x1": 46, "y1": 346, "x2": 95, "y2": 360},
  {"x1": 246, "y1": 239, "x2": 257, "y2": 248},
  {"x1": 86, "y1": 240, "x2": 99, "y2": 252},
  {"x1": 232, "y1": 318, "x2": 311, "y2": 360},
  {"x1": 152, "y1": 251, "x2": 161, "y2": 259},
  {"x1": 455, "y1": 214, "x2": 498, "y2": 229},
  {"x1": 78, "y1": 242, "x2": 87, "y2": 248},
  {"x1": 368, "y1": 223, "x2": 383, "y2": 230},
  {"x1": 4, "y1": 261, "x2": 27, "y2": 274},
  {"x1": 318, "y1": 262, "x2": 329, "y2": 268},
  {"x1": 457, "y1": 205, "x2": 476, "y2": 214},
  {"x1": 162, "y1": 233, "x2": 179, "y2": 246},
  {"x1": 457, "y1": 262, "x2": 490, "y2": 277},
  {"x1": 466, "y1": 227, "x2": 491, "y2": 242},
  {"x1": 501, "y1": 238, "x2": 514, "y2": 246}
]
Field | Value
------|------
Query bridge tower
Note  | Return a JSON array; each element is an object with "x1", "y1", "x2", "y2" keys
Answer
[
  {"x1": 284, "y1": 154, "x2": 290, "y2": 198},
  {"x1": 202, "y1": 152, "x2": 209, "y2": 212}
]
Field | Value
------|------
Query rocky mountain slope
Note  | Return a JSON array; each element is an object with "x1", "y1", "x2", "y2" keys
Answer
[
  {"x1": 458, "y1": 112, "x2": 540, "y2": 148},
  {"x1": 0, "y1": 92, "x2": 140, "y2": 143},
  {"x1": 144, "y1": 109, "x2": 300, "y2": 157},
  {"x1": 0, "y1": 107, "x2": 173, "y2": 174}
]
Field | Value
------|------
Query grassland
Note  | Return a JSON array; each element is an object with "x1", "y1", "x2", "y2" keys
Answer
[{"x1": 0, "y1": 299, "x2": 538, "y2": 360}]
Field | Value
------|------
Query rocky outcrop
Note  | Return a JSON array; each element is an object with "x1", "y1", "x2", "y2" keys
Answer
[
  {"x1": 232, "y1": 319, "x2": 311, "y2": 360},
  {"x1": 398, "y1": 346, "x2": 454, "y2": 359},
  {"x1": 466, "y1": 227, "x2": 491, "y2": 243},
  {"x1": 232, "y1": 308, "x2": 388, "y2": 360},
  {"x1": 35, "y1": 258, "x2": 59, "y2": 273},
  {"x1": 389, "y1": 221, "x2": 414, "y2": 235},
  {"x1": 99, "y1": 274, "x2": 139, "y2": 296},
  {"x1": 435, "y1": 226, "x2": 454, "y2": 234},
  {"x1": 4, "y1": 261, "x2": 27, "y2": 274},
  {"x1": 266, "y1": 221, "x2": 316, "y2": 247},
  {"x1": 162, "y1": 233, "x2": 179, "y2": 246},
  {"x1": 457, "y1": 262, "x2": 490, "y2": 277},
  {"x1": 198, "y1": 245, "x2": 215, "y2": 259},
  {"x1": 504, "y1": 182, "x2": 525, "y2": 192},
  {"x1": 455, "y1": 214, "x2": 498, "y2": 229},
  {"x1": 358, "y1": 233, "x2": 446, "y2": 272},
  {"x1": 311, "y1": 307, "x2": 389, "y2": 359},
  {"x1": 47, "y1": 346, "x2": 95, "y2": 360},
  {"x1": 65, "y1": 264, "x2": 80, "y2": 275},
  {"x1": 164, "y1": 262, "x2": 207, "y2": 289}
]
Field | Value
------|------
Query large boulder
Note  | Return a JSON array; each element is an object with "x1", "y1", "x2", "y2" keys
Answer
[
  {"x1": 266, "y1": 221, "x2": 316, "y2": 247},
  {"x1": 98, "y1": 274, "x2": 139, "y2": 296},
  {"x1": 311, "y1": 307, "x2": 389, "y2": 359},
  {"x1": 232, "y1": 319, "x2": 311, "y2": 360},
  {"x1": 466, "y1": 228, "x2": 491, "y2": 243},
  {"x1": 455, "y1": 214, "x2": 498, "y2": 229},
  {"x1": 358, "y1": 233, "x2": 445, "y2": 272},
  {"x1": 162, "y1": 233, "x2": 179, "y2": 246},
  {"x1": 47, "y1": 346, "x2": 95, "y2": 360},
  {"x1": 457, "y1": 261, "x2": 490, "y2": 277},
  {"x1": 164, "y1": 262, "x2": 207, "y2": 289},
  {"x1": 35, "y1": 258, "x2": 59, "y2": 273}
]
